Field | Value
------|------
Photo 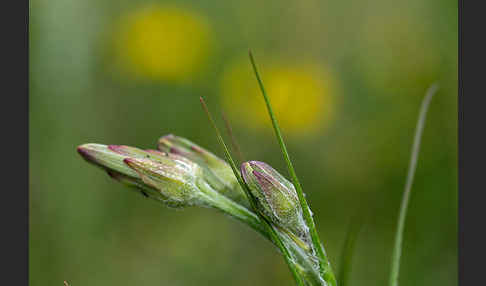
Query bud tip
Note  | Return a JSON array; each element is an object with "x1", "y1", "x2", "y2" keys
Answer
[{"x1": 77, "y1": 145, "x2": 94, "y2": 162}]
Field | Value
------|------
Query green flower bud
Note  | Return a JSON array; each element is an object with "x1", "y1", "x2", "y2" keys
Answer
[
  {"x1": 123, "y1": 156, "x2": 202, "y2": 205},
  {"x1": 77, "y1": 143, "x2": 206, "y2": 207},
  {"x1": 241, "y1": 161, "x2": 307, "y2": 238},
  {"x1": 158, "y1": 134, "x2": 250, "y2": 207},
  {"x1": 106, "y1": 170, "x2": 168, "y2": 202},
  {"x1": 77, "y1": 143, "x2": 138, "y2": 178}
]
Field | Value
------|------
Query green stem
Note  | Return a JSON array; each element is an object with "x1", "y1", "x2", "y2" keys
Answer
[
  {"x1": 200, "y1": 179, "x2": 325, "y2": 285},
  {"x1": 248, "y1": 51, "x2": 336, "y2": 286},
  {"x1": 388, "y1": 84, "x2": 439, "y2": 286},
  {"x1": 200, "y1": 97, "x2": 306, "y2": 286},
  {"x1": 278, "y1": 228, "x2": 326, "y2": 286},
  {"x1": 206, "y1": 184, "x2": 327, "y2": 285}
]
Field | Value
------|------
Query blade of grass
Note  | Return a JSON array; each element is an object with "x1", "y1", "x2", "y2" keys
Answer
[
  {"x1": 221, "y1": 110, "x2": 244, "y2": 163},
  {"x1": 200, "y1": 97, "x2": 305, "y2": 286},
  {"x1": 388, "y1": 83, "x2": 439, "y2": 286},
  {"x1": 248, "y1": 50, "x2": 336, "y2": 286},
  {"x1": 337, "y1": 214, "x2": 364, "y2": 286}
]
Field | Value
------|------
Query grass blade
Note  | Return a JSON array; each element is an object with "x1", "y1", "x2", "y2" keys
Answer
[
  {"x1": 221, "y1": 110, "x2": 244, "y2": 163},
  {"x1": 337, "y1": 214, "x2": 364, "y2": 286},
  {"x1": 388, "y1": 83, "x2": 439, "y2": 286},
  {"x1": 248, "y1": 50, "x2": 336, "y2": 286}
]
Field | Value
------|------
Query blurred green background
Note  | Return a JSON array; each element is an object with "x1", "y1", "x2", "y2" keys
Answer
[{"x1": 29, "y1": 0, "x2": 457, "y2": 285}]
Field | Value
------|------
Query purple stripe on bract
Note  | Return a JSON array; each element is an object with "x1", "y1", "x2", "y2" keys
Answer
[
  {"x1": 77, "y1": 146, "x2": 96, "y2": 162},
  {"x1": 107, "y1": 145, "x2": 123, "y2": 153},
  {"x1": 252, "y1": 170, "x2": 276, "y2": 196},
  {"x1": 168, "y1": 146, "x2": 185, "y2": 156},
  {"x1": 190, "y1": 145, "x2": 204, "y2": 154}
]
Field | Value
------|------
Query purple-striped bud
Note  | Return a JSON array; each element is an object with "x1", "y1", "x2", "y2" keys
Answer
[
  {"x1": 241, "y1": 161, "x2": 306, "y2": 237},
  {"x1": 77, "y1": 143, "x2": 205, "y2": 207},
  {"x1": 158, "y1": 134, "x2": 249, "y2": 207}
]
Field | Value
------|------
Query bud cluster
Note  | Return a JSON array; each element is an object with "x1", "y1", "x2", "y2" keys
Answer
[
  {"x1": 77, "y1": 135, "x2": 323, "y2": 284},
  {"x1": 77, "y1": 137, "x2": 309, "y2": 240},
  {"x1": 77, "y1": 143, "x2": 205, "y2": 208}
]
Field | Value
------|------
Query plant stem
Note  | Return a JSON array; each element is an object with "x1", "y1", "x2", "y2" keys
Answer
[
  {"x1": 200, "y1": 180, "x2": 325, "y2": 285},
  {"x1": 200, "y1": 97, "x2": 306, "y2": 286},
  {"x1": 278, "y1": 229, "x2": 327, "y2": 286},
  {"x1": 388, "y1": 84, "x2": 439, "y2": 286},
  {"x1": 248, "y1": 51, "x2": 336, "y2": 286}
]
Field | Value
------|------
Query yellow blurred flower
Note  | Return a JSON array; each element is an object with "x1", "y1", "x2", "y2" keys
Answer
[
  {"x1": 112, "y1": 4, "x2": 212, "y2": 81},
  {"x1": 221, "y1": 57, "x2": 336, "y2": 135}
]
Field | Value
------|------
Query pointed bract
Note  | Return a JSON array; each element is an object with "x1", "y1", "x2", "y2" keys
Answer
[
  {"x1": 77, "y1": 144, "x2": 138, "y2": 177},
  {"x1": 123, "y1": 157, "x2": 202, "y2": 206}
]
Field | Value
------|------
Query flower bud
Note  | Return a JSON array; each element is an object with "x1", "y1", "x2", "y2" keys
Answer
[
  {"x1": 77, "y1": 143, "x2": 205, "y2": 207},
  {"x1": 158, "y1": 134, "x2": 249, "y2": 207},
  {"x1": 241, "y1": 161, "x2": 306, "y2": 237},
  {"x1": 123, "y1": 156, "x2": 202, "y2": 205},
  {"x1": 77, "y1": 144, "x2": 138, "y2": 177}
]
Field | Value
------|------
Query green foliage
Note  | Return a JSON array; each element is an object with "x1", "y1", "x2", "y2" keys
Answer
[{"x1": 30, "y1": 0, "x2": 457, "y2": 285}]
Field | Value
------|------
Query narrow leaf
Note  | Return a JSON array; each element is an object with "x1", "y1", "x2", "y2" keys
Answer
[
  {"x1": 338, "y1": 214, "x2": 364, "y2": 286},
  {"x1": 249, "y1": 50, "x2": 336, "y2": 286},
  {"x1": 388, "y1": 83, "x2": 439, "y2": 286}
]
